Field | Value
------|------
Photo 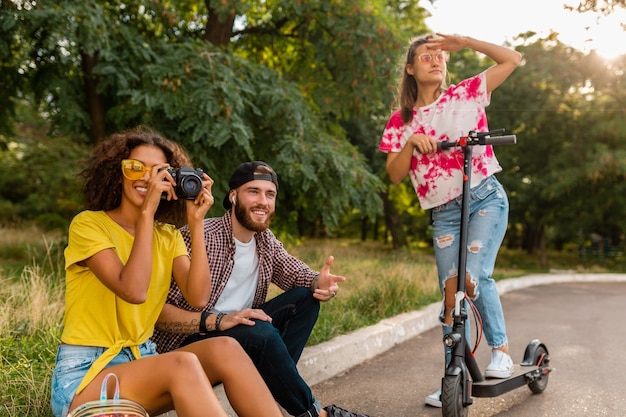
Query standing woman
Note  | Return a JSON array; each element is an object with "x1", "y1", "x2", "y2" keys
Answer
[
  {"x1": 379, "y1": 34, "x2": 522, "y2": 407},
  {"x1": 50, "y1": 126, "x2": 281, "y2": 417}
]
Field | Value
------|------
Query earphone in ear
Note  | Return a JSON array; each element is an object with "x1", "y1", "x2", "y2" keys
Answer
[{"x1": 231, "y1": 197, "x2": 236, "y2": 205}]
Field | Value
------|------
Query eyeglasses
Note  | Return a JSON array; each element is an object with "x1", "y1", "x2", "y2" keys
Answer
[
  {"x1": 121, "y1": 159, "x2": 154, "y2": 180},
  {"x1": 417, "y1": 52, "x2": 448, "y2": 64}
]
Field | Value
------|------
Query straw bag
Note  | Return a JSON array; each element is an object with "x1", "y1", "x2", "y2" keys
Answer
[{"x1": 67, "y1": 373, "x2": 149, "y2": 417}]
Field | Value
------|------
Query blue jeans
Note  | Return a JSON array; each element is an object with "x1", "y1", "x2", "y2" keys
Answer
[
  {"x1": 50, "y1": 340, "x2": 157, "y2": 417},
  {"x1": 432, "y1": 176, "x2": 509, "y2": 364},
  {"x1": 181, "y1": 287, "x2": 321, "y2": 417}
]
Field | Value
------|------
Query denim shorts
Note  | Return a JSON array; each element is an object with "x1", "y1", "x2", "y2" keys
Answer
[{"x1": 50, "y1": 341, "x2": 157, "y2": 417}]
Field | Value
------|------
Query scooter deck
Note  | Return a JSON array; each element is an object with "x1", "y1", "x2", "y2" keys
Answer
[{"x1": 471, "y1": 364, "x2": 539, "y2": 397}]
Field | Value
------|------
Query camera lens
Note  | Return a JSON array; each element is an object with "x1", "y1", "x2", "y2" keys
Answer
[{"x1": 181, "y1": 176, "x2": 202, "y2": 197}]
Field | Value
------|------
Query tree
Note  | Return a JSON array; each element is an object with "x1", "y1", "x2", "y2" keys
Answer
[
  {"x1": 490, "y1": 33, "x2": 626, "y2": 262},
  {"x1": 0, "y1": 0, "x2": 431, "y2": 236}
]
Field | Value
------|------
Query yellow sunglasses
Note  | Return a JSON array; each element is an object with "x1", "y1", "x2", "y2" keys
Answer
[{"x1": 121, "y1": 159, "x2": 155, "y2": 180}]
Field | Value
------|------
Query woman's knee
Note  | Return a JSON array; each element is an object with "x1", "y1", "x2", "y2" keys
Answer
[
  {"x1": 159, "y1": 351, "x2": 208, "y2": 385},
  {"x1": 465, "y1": 273, "x2": 477, "y2": 298},
  {"x1": 166, "y1": 350, "x2": 204, "y2": 370},
  {"x1": 201, "y1": 336, "x2": 251, "y2": 358},
  {"x1": 194, "y1": 337, "x2": 256, "y2": 378}
]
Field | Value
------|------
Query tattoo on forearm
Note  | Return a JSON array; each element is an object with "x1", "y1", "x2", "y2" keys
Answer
[{"x1": 155, "y1": 318, "x2": 201, "y2": 334}]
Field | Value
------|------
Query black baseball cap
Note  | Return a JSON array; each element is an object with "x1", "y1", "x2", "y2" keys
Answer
[{"x1": 222, "y1": 161, "x2": 279, "y2": 210}]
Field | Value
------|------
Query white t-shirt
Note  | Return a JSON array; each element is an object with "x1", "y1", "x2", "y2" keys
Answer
[{"x1": 213, "y1": 237, "x2": 259, "y2": 313}]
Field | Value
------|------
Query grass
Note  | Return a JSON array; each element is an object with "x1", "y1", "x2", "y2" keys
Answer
[
  {"x1": 0, "y1": 225, "x2": 623, "y2": 417},
  {"x1": 1, "y1": 231, "x2": 65, "y2": 417},
  {"x1": 0, "y1": 225, "x2": 66, "y2": 278},
  {"x1": 282, "y1": 240, "x2": 440, "y2": 345}
]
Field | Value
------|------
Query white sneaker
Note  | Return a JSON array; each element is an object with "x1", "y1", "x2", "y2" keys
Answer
[
  {"x1": 425, "y1": 389, "x2": 442, "y2": 408},
  {"x1": 485, "y1": 349, "x2": 514, "y2": 378}
]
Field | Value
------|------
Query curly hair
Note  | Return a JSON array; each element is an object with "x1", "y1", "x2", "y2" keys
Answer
[
  {"x1": 398, "y1": 34, "x2": 448, "y2": 124},
  {"x1": 79, "y1": 125, "x2": 192, "y2": 227}
]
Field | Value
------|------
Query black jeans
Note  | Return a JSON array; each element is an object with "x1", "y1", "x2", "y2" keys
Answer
[{"x1": 181, "y1": 287, "x2": 321, "y2": 416}]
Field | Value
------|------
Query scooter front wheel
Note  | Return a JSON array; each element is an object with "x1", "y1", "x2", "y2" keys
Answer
[
  {"x1": 528, "y1": 345, "x2": 550, "y2": 394},
  {"x1": 442, "y1": 374, "x2": 468, "y2": 417}
]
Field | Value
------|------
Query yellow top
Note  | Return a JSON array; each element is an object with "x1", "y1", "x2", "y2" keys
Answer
[{"x1": 62, "y1": 210, "x2": 188, "y2": 394}]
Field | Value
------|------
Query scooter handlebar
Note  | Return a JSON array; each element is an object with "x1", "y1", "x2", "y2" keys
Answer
[
  {"x1": 437, "y1": 134, "x2": 517, "y2": 150},
  {"x1": 482, "y1": 135, "x2": 516, "y2": 146}
]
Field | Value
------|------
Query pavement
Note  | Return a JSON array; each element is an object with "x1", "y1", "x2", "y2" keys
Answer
[{"x1": 159, "y1": 272, "x2": 626, "y2": 417}]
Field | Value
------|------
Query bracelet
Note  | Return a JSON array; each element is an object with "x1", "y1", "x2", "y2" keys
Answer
[
  {"x1": 215, "y1": 312, "x2": 225, "y2": 332},
  {"x1": 199, "y1": 310, "x2": 212, "y2": 334}
]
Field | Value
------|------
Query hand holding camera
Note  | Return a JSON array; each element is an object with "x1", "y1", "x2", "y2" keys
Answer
[
  {"x1": 159, "y1": 166, "x2": 205, "y2": 200},
  {"x1": 160, "y1": 166, "x2": 215, "y2": 221}
]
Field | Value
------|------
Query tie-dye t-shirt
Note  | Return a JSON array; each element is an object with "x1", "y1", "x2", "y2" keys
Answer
[{"x1": 379, "y1": 72, "x2": 502, "y2": 210}]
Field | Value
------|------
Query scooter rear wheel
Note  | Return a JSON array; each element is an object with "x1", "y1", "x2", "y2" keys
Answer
[
  {"x1": 528, "y1": 345, "x2": 549, "y2": 394},
  {"x1": 442, "y1": 374, "x2": 468, "y2": 417}
]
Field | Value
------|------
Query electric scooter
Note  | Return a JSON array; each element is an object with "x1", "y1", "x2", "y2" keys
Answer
[{"x1": 437, "y1": 129, "x2": 552, "y2": 417}]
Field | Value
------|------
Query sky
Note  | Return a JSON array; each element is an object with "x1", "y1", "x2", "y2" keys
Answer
[{"x1": 423, "y1": 0, "x2": 626, "y2": 60}]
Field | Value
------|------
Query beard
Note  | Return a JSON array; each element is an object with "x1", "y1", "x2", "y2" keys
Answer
[{"x1": 234, "y1": 200, "x2": 274, "y2": 233}]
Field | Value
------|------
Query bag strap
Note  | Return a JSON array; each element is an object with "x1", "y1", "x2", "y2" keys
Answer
[{"x1": 100, "y1": 373, "x2": 121, "y2": 401}]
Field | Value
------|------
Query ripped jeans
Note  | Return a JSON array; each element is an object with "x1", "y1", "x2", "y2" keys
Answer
[{"x1": 431, "y1": 175, "x2": 509, "y2": 364}]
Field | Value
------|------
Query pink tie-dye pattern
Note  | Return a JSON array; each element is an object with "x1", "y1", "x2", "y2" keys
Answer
[
  {"x1": 465, "y1": 76, "x2": 482, "y2": 100},
  {"x1": 378, "y1": 72, "x2": 502, "y2": 209}
]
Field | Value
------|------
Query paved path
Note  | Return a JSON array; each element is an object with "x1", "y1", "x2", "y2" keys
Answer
[{"x1": 311, "y1": 277, "x2": 626, "y2": 417}]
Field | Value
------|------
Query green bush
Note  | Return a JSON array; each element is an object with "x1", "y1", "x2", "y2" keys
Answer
[
  {"x1": 35, "y1": 213, "x2": 71, "y2": 233},
  {"x1": 0, "y1": 199, "x2": 20, "y2": 225},
  {"x1": 0, "y1": 134, "x2": 88, "y2": 226}
]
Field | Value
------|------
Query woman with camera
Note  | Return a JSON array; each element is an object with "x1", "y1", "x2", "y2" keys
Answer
[{"x1": 50, "y1": 125, "x2": 281, "y2": 417}]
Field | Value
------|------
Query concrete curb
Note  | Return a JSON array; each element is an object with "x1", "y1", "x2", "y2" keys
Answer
[
  {"x1": 297, "y1": 272, "x2": 626, "y2": 386},
  {"x1": 160, "y1": 272, "x2": 626, "y2": 416}
]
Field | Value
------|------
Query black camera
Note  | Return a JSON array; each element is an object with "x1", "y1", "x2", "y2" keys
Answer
[{"x1": 160, "y1": 166, "x2": 204, "y2": 200}]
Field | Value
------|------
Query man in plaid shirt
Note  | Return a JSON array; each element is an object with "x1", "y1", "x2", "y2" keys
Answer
[{"x1": 152, "y1": 161, "x2": 369, "y2": 417}]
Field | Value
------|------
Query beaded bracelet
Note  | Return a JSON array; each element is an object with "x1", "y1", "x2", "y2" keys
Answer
[{"x1": 215, "y1": 312, "x2": 225, "y2": 332}]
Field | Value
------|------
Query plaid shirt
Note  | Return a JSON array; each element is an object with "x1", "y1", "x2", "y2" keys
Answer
[{"x1": 151, "y1": 211, "x2": 318, "y2": 353}]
